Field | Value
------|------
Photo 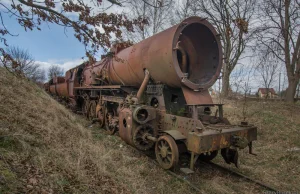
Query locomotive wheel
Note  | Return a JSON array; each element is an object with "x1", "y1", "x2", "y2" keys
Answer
[
  {"x1": 97, "y1": 106, "x2": 105, "y2": 128},
  {"x1": 133, "y1": 124, "x2": 156, "y2": 151},
  {"x1": 155, "y1": 135, "x2": 179, "y2": 170},
  {"x1": 105, "y1": 109, "x2": 117, "y2": 135},
  {"x1": 198, "y1": 150, "x2": 218, "y2": 162},
  {"x1": 88, "y1": 101, "x2": 97, "y2": 121},
  {"x1": 82, "y1": 99, "x2": 89, "y2": 118},
  {"x1": 68, "y1": 98, "x2": 77, "y2": 112}
]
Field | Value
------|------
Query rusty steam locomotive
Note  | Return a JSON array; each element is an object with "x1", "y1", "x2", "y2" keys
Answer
[{"x1": 45, "y1": 17, "x2": 257, "y2": 170}]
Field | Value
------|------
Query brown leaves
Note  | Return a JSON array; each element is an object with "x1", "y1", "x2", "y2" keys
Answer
[
  {"x1": 233, "y1": 18, "x2": 249, "y2": 34},
  {"x1": 1, "y1": 0, "x2": 148, "y2": 66},
  {"x1": 45, "y1": 0, "x2": 56, "y2": 8}
]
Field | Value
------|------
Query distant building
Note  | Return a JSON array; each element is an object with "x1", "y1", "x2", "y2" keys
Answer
[{"x1": 257, "y1": 88, "x2": 277, "y2": 98}]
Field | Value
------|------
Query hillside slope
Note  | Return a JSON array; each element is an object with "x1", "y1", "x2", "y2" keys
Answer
[{"x1": 0, "y1": 68, "x2": 195, "y2": 194}]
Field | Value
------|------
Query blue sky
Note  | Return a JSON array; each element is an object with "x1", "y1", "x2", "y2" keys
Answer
[{"x1": 3, "y1": 13, "x2": 86, "y2": 62}]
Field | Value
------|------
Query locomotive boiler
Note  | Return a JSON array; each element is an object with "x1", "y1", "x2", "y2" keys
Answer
[{"x1": 47, "y1": 17, "x2": 257, "y2": 170}]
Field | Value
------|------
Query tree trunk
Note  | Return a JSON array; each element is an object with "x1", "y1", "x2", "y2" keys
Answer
[
  {"x1": 221, "y1": 70, "x2": 230, "y2": 97},
  {"x1": 296, "y1": 83, "x2": 300, "y2": 98},
  {"x1": 285, "y1": 80, "x2": 298, "y2": 102}
]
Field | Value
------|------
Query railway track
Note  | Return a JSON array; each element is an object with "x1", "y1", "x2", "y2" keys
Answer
[
  {"x1": 140, "y1": 150, "x2": 279, "y2": 193},
  {"x1": 201, "y1": 161, "x2": 278, "y2": 192}
]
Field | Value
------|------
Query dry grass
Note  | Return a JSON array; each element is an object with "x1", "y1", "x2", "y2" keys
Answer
[
  {"x1": 1, "y1": 66, "x2": 299, "y2": 194},
  {"x1": 0, "y1": 68, "x2": 194, "y2": 194},
  {"x1": 214, "y1": 98, "x2": 300, "y2": 192}
]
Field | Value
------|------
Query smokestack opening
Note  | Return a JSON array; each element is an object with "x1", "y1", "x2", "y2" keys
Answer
[
  {"x1": 177, "y1": 46, "x2": 189, "y2": 73},
  {"x1": 173, "y1": 18, "x2": 222, "y2": 90}
]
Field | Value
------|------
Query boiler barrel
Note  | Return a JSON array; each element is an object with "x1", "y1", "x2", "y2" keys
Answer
[{"x1": 97, "y1": 17, "x2": 222, "y2": 91}]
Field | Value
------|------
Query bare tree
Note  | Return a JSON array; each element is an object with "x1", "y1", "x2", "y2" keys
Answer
[
  {"x1": 256, "y1": 53, "x2": 280, "y2": 98},
  {"x1": 296, "y1": 81, "x2": 300, "y2": 98},
  {"x1": 48, "y1": 65, "x2": 64, "y2": 80},
  {"x1": 124, "y1": 0, "x2": 173, "y2": 42},
  {"x1": 2, "y1": 46, "x2": 46, "y2": 83},
  {"x1": 239, "y1": 64, "x2": 255, "y2": 121},
  {"x1": 230, "y1": 64, "x2": 246, "y2": 96},
  {"x1": 256, "y1": 0, "x2": 300, "y2": 102},
  {"x1": 170, "y1": 0, "x2": 199, "y2": 25},
  {"x1": 3, "y1": 46, "x2": 34, "y2": 74},
  {"x1": 196, "y1": 0, "x2": 258, "y2": 97},
  {"x1": 33, "y1": 68, "x2": 46, "y2": 83}
]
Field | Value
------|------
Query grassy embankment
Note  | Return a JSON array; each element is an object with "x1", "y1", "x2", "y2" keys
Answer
[{"x1": 0, "y1": 68, "x2": 194, "y2": 194}]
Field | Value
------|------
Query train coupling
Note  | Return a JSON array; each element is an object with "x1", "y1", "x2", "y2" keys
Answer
[
  {"x1": 221, "y1": 136, "x2": 257, "y2": 168},
  {"x1": 231, "y1": 135, "x2": 249, "y2": 149}
]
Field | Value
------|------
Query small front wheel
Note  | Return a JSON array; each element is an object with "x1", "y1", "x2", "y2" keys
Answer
[{"x1": 155, "y1": 135, "x2": 179, "y2": 170}]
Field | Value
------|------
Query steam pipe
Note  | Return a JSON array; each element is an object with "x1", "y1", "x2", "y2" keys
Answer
[{"x1": 137, "y1": 69, "x2": 150, "y2": 102}]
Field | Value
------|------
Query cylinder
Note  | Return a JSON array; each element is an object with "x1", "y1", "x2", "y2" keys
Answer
[{"x1": 96, "y1": 16, "x2": 222, "y2": 91}]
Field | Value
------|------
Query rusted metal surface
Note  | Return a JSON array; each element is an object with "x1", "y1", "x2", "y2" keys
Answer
[
  {"x1": 49, "y1": 85, "x2": 56, "y2": 95},
  {"x1": 136, "y1": 69, "x2": 150, "y2": 102},
  {"x1": 74, "y1": 85, "x2": 122, "y2": 89},
  {"x1": 187, "y1": 126, "x2": 257, "y2": 154},
  {"x1": 119, "y1": 108, "x2": 135, "y2": 146},
  {"x1": 45, "y1": 16, "x2": 258, "y2": 170},
  {"x1": 132, "y1": 105, "x2": 156, "y2": 124},
  {"x1": 159, "y1": 113, "x2": 204, "y2": 136},
  {"x1": 163, "y1": 130, "x2": 186, "y2": 140},
  {"x1": 81, "y1": 17, "x2": 222, "y2": 105},
  {"x1": 55, "y1": 83, "x2": 69, "y2": 97},
  {"x1": 53, "y1": 76, "x2": 65, "y2": 84}
]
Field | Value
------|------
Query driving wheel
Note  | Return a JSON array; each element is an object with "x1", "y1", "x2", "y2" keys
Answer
[
  {"x1": 82, "y1": 99, "x2": 89, "y2": 118},
  {"x1": 105, "y1": 108, "x2": 117, "y2": 135},
  {"x1": 133, "y1": 124, "x2": 156, "y2": 151},
  {"x1": 155, "y1": 135, "x2": 179, "y2": 170},
  {"x1": 88, "y1": 101, "x2": 97, "y2": 121},
  {"x1": 97, "y1": 106, "x2": 105, "y2": 128}
]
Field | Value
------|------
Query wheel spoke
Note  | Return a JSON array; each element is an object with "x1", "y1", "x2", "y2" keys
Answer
[
  {"x1": 167, "y1": 156, "x2": 172, "y2": 162},
  {"x1": 160, "y1": 141, "x2": 164, "y2": 147},
  {"x1": 155, "y1": 135, "x2": 179, "y2": 170}
]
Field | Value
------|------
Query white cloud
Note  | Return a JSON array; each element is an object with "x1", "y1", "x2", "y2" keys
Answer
[{"x1": 36, "y1": 58, "x2": 85, "y2": 75}]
